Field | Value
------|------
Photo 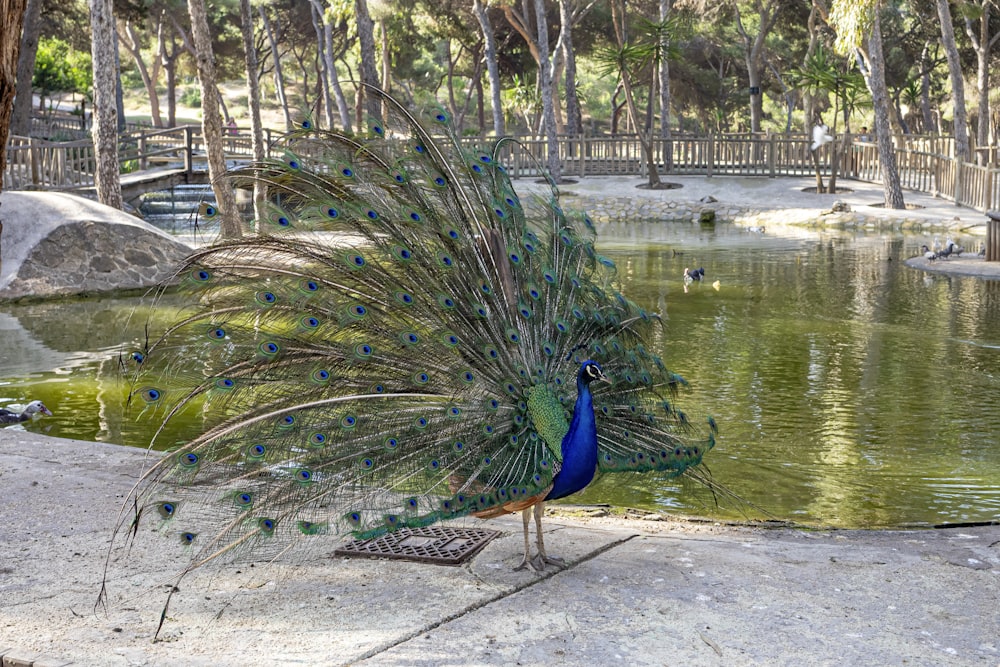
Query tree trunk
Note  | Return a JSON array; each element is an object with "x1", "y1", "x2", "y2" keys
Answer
[
  {"x1": 919, "y1": 40, "x2": 935, "y2": 133},
  {"x1": 89, "y1": 0, "x2": 123, "y2": 209},
  {"x1": 867, "y1": 16, "x2": 905, "y2": 209},
  {"x1": 260, "y1": 5, "x2": 292, "y2": 131},
  {"x1": 473, "y1": 0, "x2": 504, "y2": 136},
  {"x1": 380, "y1": 20, "x2": 391, "y2": 93},
  {"x1": 355, "y1": 0, "x2": 380, "y2": 120},
  {"x1": 187, "y1": 0, "x2": 241, "y2": 238},
  {"x1": 533, "y1": 0, "x2": 561, "y2": 182},
  {"x1": 309, "y1": 0, "x2": 335, "y2": 129},
  {"x1": 936, "y1": 0, "x2": 969, "y2": 161},
  {"x1": 239, "y1": 0, "x2": 265, "y2": 229},
  {"x1": 1, "y1": 0, "x2": 27, "y2": 271},
  {"x1": 659, "y1": 0, "x2": 673, "y2": 171},
  {"x1": 10, "y1": 0, "x2": 40, "y2": 138},
  {"x1": 964, "y1": 1, "x2": 998, "y2": 165},
  {"x1": 559, "y1": 0, "x2": 582, "y2": 138},
  {"x1": 734, "y1": 0, "x2": 777, "y2": 135},
  {"x1": 611, "y1": 0, "x2": 660, "y2": 187},
  {"x1": 119, "y1": 21, "x2": 163, "y2": 128},
  {"x1": 160, "y1": 21, "x2": 180, "y2": 127},
  {"x1": 2, "y1": 0, "x2": 28, "y2": 216},
  {"x1": 326, "y1": 20, "x2": 352, "y2": 132}
]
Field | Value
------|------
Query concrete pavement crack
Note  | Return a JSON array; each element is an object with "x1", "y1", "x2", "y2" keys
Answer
[{"x1": 343, "y1": 533, "x2": 639, "y2": 666}]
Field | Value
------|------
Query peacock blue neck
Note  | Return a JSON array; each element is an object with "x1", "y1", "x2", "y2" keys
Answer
[{"x1": 545, "y1": 363, "x2": 601, "y2": 501}]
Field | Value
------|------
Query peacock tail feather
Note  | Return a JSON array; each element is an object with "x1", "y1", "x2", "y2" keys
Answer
[{"x1": 110, "y1": 89, "x2": 716, "y2": 580}]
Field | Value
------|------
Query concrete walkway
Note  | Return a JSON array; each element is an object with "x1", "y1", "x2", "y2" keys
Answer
[{"x1": 1, "y1": 430, "x2": 998, "y2": 666}]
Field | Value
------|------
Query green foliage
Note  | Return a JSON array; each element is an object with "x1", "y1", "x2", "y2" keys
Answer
[
  {"x1": 179, "y1": 87, "x2": 202, "y2": 109},
  {"x1": 33, "y1": 37, "x2": 92, "y2": 99}
]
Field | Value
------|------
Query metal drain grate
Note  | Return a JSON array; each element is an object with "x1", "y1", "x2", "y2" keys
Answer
[{"x1": 334, "y1": 525, "x2": 501, "y2": 565}]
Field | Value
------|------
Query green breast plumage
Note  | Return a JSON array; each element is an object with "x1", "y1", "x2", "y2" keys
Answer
[{"x1": 527, "y1": 383, "x2": 568, "y2": 462}]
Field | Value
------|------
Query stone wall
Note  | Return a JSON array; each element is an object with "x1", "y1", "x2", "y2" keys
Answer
[
  {"x1": 0, "y1": 191, "x2": 192, "y2": 302},
  {"x1": 566, "y1": 194, "x2": 971, "y2": 233}
]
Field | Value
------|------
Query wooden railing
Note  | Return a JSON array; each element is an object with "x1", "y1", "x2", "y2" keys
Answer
[{"x1": 6, "y1": 126, "x2": 1000, "y2": 212}]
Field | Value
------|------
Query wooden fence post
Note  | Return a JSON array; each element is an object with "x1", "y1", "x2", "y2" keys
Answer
[
  {"x1": 138, "y1": 133, "x2": 147, "y2": 171},
  {"x1": 29, "y1": 138, "x2": 39, "y2": 186},
  {"x1": 986, "y1": 211, "x2": 1000, "y2": 261},
  {"x1": 707, "y1": 134, "x2": 714, "y2": 177},
  {"x1": 768, "y1": 132, "x2": 776, "y2": 178},
  {"x1": 183, "y1": 126, "x2": 194, "y2": 175}
]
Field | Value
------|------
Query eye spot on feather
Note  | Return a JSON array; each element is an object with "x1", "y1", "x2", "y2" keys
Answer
[{"x1": 157, "y1": 502, "x2": 176, "y2": 518}]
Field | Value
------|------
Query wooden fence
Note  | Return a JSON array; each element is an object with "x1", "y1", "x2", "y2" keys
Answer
[{"x1": 6, "y1": 125, "x2": 1000, "y2": 213}]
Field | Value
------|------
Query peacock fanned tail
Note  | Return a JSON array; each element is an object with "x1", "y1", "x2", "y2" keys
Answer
[{"x1": 109, "y1": 89, "x2": 716, "y2": 585}]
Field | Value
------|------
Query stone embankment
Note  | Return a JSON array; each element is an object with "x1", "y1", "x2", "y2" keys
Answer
[{"x1": 0, "y1": 191, "x2": 191, "y2": 302}]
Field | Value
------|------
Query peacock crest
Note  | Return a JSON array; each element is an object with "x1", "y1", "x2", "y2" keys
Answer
[{"x1": 104, "y1": 89, "x2": 716, "y2": 623}]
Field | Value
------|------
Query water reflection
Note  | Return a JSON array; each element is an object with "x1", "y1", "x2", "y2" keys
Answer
[{"x1": 1, "y1": 223, "x2": 998, "y2": 528}]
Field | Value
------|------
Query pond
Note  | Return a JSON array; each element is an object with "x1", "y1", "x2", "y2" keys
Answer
[{"x1": 2, "y1": 221, "x2": 998, "y2": 529}]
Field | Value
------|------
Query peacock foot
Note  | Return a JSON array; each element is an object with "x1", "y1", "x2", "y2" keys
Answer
[{"x1": 514, "y1": 553, "x2": 566, "y2": 572}]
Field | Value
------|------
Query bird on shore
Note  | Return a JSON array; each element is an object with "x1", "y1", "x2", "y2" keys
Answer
[
  {"x1": 921, "y1": 244, "x2": 937, "y2": 261},
  {"x1": 103, "y1": 89, "x2": 718, "y2": 629},
  {"x1": 0, "y1": 400, "x2": 52, "y2": 425}
]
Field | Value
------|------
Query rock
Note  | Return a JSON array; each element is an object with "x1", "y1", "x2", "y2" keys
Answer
[
  {"x1": 698, "y1": 208, "x2": 717, "y2": 223},
  {"x1": 0, "y1": 191, "x2": 192, "y2": 301}
]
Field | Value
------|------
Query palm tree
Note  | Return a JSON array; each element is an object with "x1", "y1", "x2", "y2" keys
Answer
[{"x1": 790, "y1": 45, "x2": 868, "y2": 193}]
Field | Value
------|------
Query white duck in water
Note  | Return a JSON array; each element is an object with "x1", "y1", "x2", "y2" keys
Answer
[{"x1": 0, "y1": 400, "x2": 53, "y2": 424}]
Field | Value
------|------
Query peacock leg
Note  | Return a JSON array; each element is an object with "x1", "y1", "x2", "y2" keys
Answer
[
  {"x1": 531, "y1": 501, "x2": 565, "y2": 570},
  {"x1": 514, "y1": 506, "x2": 537, "y2": 571}
]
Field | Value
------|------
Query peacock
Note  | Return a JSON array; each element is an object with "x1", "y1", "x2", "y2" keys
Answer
[{"x1": 104, "y1": 89, "x2": 717, "y2": 625}]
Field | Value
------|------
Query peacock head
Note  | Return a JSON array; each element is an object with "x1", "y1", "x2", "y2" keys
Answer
[{"x1": 578, "y1": 360, "x2": 611, "y2": 387}]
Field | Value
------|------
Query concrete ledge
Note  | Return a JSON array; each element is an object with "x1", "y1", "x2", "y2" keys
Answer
[{"x1": 1, "y1": 429, "x2": 997, "y2": 666}]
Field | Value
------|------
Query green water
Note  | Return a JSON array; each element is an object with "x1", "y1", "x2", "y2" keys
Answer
[{"x1": 2, "y1": 222, "x2": 998, "y2": 528}]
